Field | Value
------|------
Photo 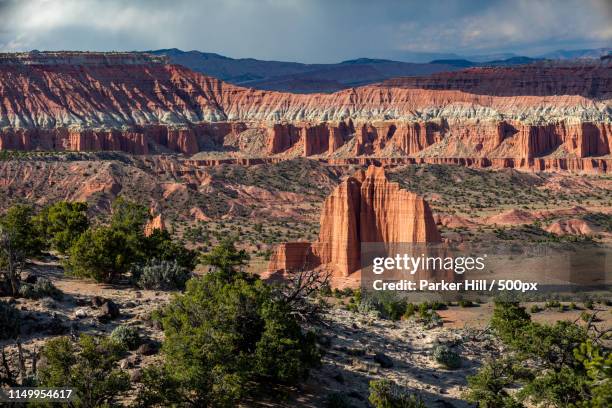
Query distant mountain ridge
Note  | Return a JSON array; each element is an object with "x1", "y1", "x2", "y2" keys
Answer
[
  {"x1": 150, "y1": 47, "x2": 611, "y2": 93},
  {"x1": 149, "y1": 48, "x2": 461, "y2": 93}
]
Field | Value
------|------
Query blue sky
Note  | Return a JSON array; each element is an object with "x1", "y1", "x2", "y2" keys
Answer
[{"x1": 0, "y1": 0, "x2": 610, "y2": 62}]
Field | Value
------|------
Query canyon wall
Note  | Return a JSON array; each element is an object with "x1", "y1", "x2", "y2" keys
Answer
[
  {"x1": 0, "y1": 52, "x2": 610, "y2": 168},
  {"x1": 268, "y1": 166, "x2": 441, "y2": 280}
]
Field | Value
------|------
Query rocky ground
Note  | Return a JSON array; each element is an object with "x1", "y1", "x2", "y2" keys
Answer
[{"x1": 2, "y1": 259, "x2": 610, "y2": 407}]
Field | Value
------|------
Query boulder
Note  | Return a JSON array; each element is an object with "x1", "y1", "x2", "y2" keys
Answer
[
  {"x1": 97, "y1": 300, "x2": 120, "y2": 321},
  {"x1": 136, "y1": 341, "x2": 159, "y2": 356},
  {"x1": 91, "y1": 296, "x2": 107, "y2": 308},
  {"x1": 374, "y1": 352, "x2": 394, "y2": 368}
]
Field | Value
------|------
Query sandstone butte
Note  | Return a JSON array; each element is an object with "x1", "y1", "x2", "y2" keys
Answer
[
  {"x1": 0, "y1": 52, "x2": 611, "y2": 173},
  {"x1": 266, "y1": 166, "x2": 441, "y2": 286}
]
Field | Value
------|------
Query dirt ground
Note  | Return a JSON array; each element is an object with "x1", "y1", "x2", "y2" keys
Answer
[{"x1": 2, "y1": 261, "x2": 610, "y2": 407}]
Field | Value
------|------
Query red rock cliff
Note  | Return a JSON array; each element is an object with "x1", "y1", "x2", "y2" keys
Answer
[{"x1": 0, "y1": 53, "x2": 609, "y2": 162}]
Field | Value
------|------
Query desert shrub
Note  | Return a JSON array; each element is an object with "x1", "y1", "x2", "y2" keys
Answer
[
  {"x1": 36, "y1": 335, "x2": 129, "y2": 407},
  {"x1": 490, "y1": 301, "x2": 530, "y2": 344},
  {"x1": 326, "y1": 392, "x2": 352, "y2": 408},
  {"x1": 36, "y1": 201, "x2": 89, "y2": 254},
  {"x1": 319, "y1": 283, "x2": 332, "y2": 297},
  {"x1": 110, "y1": 325, "x2": 141, "y2": 350},
  {"x1": 142, "y1": 229, "x2": 197, "y2": 271},
  {"x1": 65, "y1": 226, "x2": 135, "y2": 282},
  {"x1": 132, "y1": 260, "x2": 191, "y2": 290},
  {"x1": 573, "y1": 341, "x2": 612, "y2": 408},
  {"x1": 584, "y1": 300, "x2": 594, "y2": 310},
  {"x1": 432, "y1": 344, "x2": 461, "y2": 369},
  {"x1": 418, "y1": 308, "x2": 443, "y2": 329},
  {"x1": 136, "y1": 241, "x2": 320, "y2": 407},
  {"x1": 545, "y1": 299, "x2": 561, "y2": 309},
  {"x1": 354, "y1": 292, "x2": 408, "y2": 320},
  {"x1": 0, "y1": 205, "x2": 44, "y2": 295},
  {"x1": 65, "y1": 198, "x2": 197, "y2": 283},
  {"x1": 458, "y1": 299, "x2": 475, "y2": 308},
  {"x1": 0, "y1": 300, "x2": 20, "y2": 340},
  {"x1": 403, "y1": 303, "x2": 416, "y2": 319},
  {"x1": 368, "y1": 379, "x2": 426, "y2": 408},
  {"x1": 465, "y1": 357, "x2": 526, "y2": 408},
  {"x1": 530, "y1": 304, "x2": 541, "y2": 314},
  {"x1": 354, "y1": 295, "x2": 379, "y2": 317},
  {"x1": 199, "y1": 237, "x2": 249, "y2": 280},
  {"x1": 468, "y1": 302, "x2": 601, "y2": 407},
  {"x1": 376, "y1": 294, "x2": 407, "y2": 320},
  {"x1": 109, "y1": 196, "x2": 149, "y2": 236},
  {"x1": 512, "y1": 320, "x2": 587, "y2": 371},
  {"x1": 18, "y1": 277, "x2": 62, "y2": 300},
  {"x1": 432, "y1": 301, "x2": 447, "y2": 310}
]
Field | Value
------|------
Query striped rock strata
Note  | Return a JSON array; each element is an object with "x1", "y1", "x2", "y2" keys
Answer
[
  {"x1": 267, "y1": 166, "x2": 440, "y2": 281},
  {"x1": 0, "y1": 52, "x2": 610, "y2": 165}
]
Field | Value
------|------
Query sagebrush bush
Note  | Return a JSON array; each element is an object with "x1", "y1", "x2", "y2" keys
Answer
[
  {"x1": 432, "y1": 344, "x2": 461, "y2": 369},
  {"x1": 458, "y1": 299, "x2": 475, "y2": 308},
  {"x1": 0, "y1": 300, "x2": 20, "y2": 340},
  {"x1": 110, "y1": 325, "x2": 141, "y2": 350},
  {"x1": 418, "y1": 309, "x2": 443, "y2": 329},
  {"x1": 368, "y1": 380, "x2": 426, "y2": 408},
  {"x1": 18, "y1": 278, "x2": 63, "y2": 300},
  {"x1": 132, "y1": 260, "x2": 191, "y2": 290},
  {"x1": 353, "y1": 292, "x2": 411, "y2": 320}
]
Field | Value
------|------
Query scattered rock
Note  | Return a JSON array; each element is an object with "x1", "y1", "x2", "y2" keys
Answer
[
  {"x1": 351, "y1": 359, "x2": 368, "y2": 372},
  {"x1": 75, "y1": 308, "x2": 88, "y2": 318},
  {"x1": 91, "y1": 296, "x2": 107, "y2": 308},
  {"x1": 120, "y1": 359, "x2": 133, "y2": 370},
  {"x1": 374, "y1": 352, "x2": 394, "y2": 368},
  {"x1": 136, "y1": 342, "x2": 158, "y2": 356},
  {"x1": 130, "y1": 369, "x2": 143, "y2": 383},
  {"x1": 21, "y1": 272, "x2": 38, "y2": 284},
  {"x1": 39, "y1": 297, "x2": 56, "y2": 309},
  {"x1": 97, "y1": 300, "x2": 120, "y2": 321}
]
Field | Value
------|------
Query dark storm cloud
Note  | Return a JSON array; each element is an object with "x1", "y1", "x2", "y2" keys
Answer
[{"x1": 0, "y1": 0, "x2": 610, "y2": 62}]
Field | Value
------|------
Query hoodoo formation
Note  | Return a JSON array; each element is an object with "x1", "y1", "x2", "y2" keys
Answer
[
  {"x1": 267, "y1": 166, "x2": 441, "y2": 284},
  {"x1": 0, "y1": 52, "x2": 610, "y2": 172}
]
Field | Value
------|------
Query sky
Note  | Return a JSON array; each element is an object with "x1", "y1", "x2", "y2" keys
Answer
[{"x1": 0, "y1": 0, "x2": 610, "y2": 63}]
